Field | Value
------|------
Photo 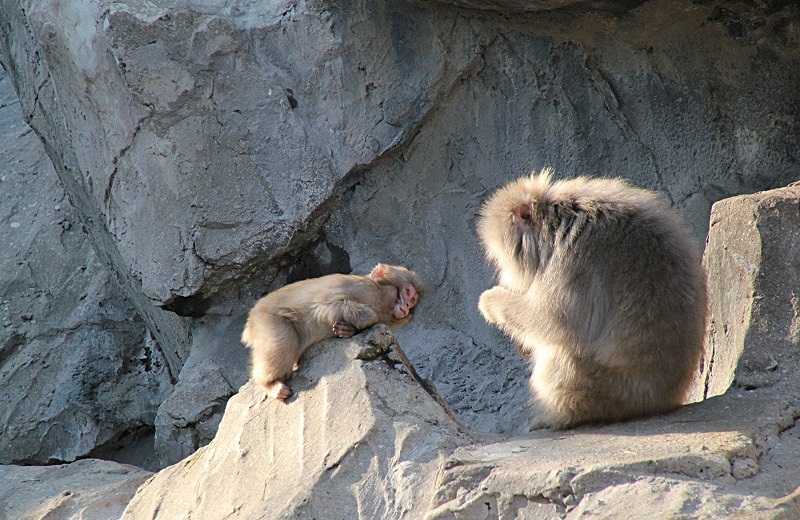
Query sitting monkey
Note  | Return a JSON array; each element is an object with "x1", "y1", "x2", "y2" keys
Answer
[
  {"x1": 477, "y1": 168, "x2": 707, "y2": 428},
  {"x1": 241, "y1": 263, "x2": 423, "y2": 400}
]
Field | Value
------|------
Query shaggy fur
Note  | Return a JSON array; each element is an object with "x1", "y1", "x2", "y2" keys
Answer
[{"x1": 477, "y1": 168, "x2": 707, "y2": 428}]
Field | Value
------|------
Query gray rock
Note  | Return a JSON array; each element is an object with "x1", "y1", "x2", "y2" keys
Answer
[
  {"x1": 0, "y1": 70, "x2": 172, "y2": 468},
  {"x1": 437, "y1": 0, "x2": 646, "y2": 13},
  {"x1": 153, "y1": 359, "x2": 234, "y2": 466},
  {"x1": 1, "y1": 0, "x2": 799, "y2": 466},
  {"x1": 694, "y1": 182, "x2": 800, "y2": 400},
  {"x1": 0, "y1": 459, "x2": 152, "y2": 520},
  {"x1": 122, "y1": 325, "x2": 472, "y2": 519},
  {"x1": 121, "y1": 327, "x2": 800, "y2": 519},
  {"x1": 152, "y1": 313, "x2": 249, "y2": 466}
]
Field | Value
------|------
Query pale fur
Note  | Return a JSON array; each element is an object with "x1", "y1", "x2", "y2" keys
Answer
[
  {"x1": 477, "y1": 168, "x2": 707, "y2": 428},
  {"x1": 241, "y1": 265, "x2": 423, "y2": 399}
]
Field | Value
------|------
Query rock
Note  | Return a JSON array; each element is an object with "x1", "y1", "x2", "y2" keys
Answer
[
  {"x1": 428, "y1": 387, "x2": 800, "y2": 518},
  {"x1": 122, "y1": 325, "x2": 472, "y2": 519},
  {"x1": 153, "y1": 360, "x2": 234, "y2": 466},
  {"x1": 0, "y1": 459, "x2": 152, "y2": 520},
  {"x1": 152, "y1": 314, "x2": 249, "y2": 466},
  {"x1": 0, "y1": 70, "x2": 172, "y2": 468},
  {"x1": 694, "y1": 182, "x2": 800, "y2": 400},
  {"x1": 2, "y1": 0, "x2": 799, "y2": 447},
  {"x1": 438, "y1": 0, "x2": 645, "y2": 13},
  {"x1": 121, "y1": 327, "x2": 800, "y2": 519}
]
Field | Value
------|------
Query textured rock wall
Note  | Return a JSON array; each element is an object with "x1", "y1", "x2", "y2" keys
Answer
[
  {"x1": 0, "y1": 71, "x2": 171, "y2": 470},
  {"x1": 0, "y1": 0, "x2": 798, "y2": 468}
]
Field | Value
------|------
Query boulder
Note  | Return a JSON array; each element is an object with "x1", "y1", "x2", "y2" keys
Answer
[
  {"x1": 122, "y1": 325, "x2": 471, "y2": 519},
  {"x1": 153, "y1": 359, "x2": 235, "y2": 466},
  {"x1": 694, "y1": 182, "x2": 800, "y2": 400}
]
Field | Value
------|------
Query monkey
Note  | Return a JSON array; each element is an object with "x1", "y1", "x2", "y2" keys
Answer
[
  {"x1": 476, "y1": 168, "x2": 707, "y2": 429},
  {"x1": 241, "y1": 263, "x2": 423, "y2": 400}
]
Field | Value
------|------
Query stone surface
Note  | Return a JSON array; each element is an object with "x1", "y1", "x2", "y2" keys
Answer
[
  {"x1": 429, "y1": 387, "x2": 800, "y2": 518},
  {"x1": 438, "y1": 0, "x2": 646, "y2": 13},
  {"x1": 695, "y1": 182, "x2": 800, "y2": 400},
  {"x1": 153, "y1": 359, "x2": 234, "y2": 466},
  {"x1": 1, "y1": 0, "x2": 799, "y2": 447},
  {"x1": 0, "y1": 70, "x2": 172, "y2": 469},
  {"x1": 122, "y1": 326, "x2": 472, "y2": 519},
  {"x1": 0, "y1": 459, "x2": 151, "y2": 520},
  {"x1": 120, "y1": 327, "x2": 800, "y2": 519}
]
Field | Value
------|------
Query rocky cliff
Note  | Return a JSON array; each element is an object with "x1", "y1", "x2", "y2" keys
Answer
[{"x1": 0, "y1": 0, "x2": 799, "y2": 517}]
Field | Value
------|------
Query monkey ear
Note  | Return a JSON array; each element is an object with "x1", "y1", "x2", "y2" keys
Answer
[
  {"x1": 513, "y1": 203, "x2": 534, "y2": 228},
  {"x1": 369, "y1": 263, "x2": 388, "y2": 280}
]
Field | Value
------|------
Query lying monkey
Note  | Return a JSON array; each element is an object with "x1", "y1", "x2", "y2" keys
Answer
[{"x1": 241, "y1": 264, "x2": 423, "y2": 400}]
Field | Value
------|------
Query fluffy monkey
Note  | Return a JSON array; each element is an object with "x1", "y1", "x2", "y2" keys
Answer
[
  {"x1": 241, "y1": 264, "x2": 423, "y2": 400},
  {"x1": 477, "y1": 168, "x2": 707, "y2": 428}
]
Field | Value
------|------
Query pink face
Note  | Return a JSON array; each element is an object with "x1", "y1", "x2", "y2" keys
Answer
[{"x1": 393, "y1": 283, "x2": 419, "y2": 319}]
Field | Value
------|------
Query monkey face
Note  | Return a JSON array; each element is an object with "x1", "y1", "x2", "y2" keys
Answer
[
  {"x1": 369, "y1": 263, "x2": 425, "y2": 313},
  {"x1": 393, "y1": 283, "x2": 419, "y2": 319}
]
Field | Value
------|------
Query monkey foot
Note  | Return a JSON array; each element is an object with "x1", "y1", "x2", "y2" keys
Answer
[
  {"x1": 264, "y1": 381, "x2": 293, "y2": 401},
  {"x1": 333, "y1": 321, "x2": 356, "y2": 338},
  {"x1": 528, "y1": 415, "x2": 553, "y2": 431}
]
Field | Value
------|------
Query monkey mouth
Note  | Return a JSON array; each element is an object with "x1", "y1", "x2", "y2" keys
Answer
[{"x1": 393, "y1": 304, "x2": 410, "y2": 319}]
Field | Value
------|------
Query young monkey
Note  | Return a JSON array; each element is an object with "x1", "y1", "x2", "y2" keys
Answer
[
  {"x1": 477, "y1": 168, "x2": 707, "y2": 428},
  {"x1": 241, "y1": 263, "x2": 423, "y2": 400}
]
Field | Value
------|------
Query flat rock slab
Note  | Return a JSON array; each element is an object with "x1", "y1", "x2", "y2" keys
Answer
[
  {"x1": 431, "y1": 387, "x2": 800, "y2": 518},
  {"x1": 0, "y1": 459, "x2": 151, "y2": 520}
]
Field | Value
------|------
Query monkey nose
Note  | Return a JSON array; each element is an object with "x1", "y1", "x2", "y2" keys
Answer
[{"x1": 394, "y1": 304, "x2": 410, "y2": 319}]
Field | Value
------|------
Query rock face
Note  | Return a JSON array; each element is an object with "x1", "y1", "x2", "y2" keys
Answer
[
  {"x1": 0, "y1": 0, "x2": 799, "y2": 471},
  {"x1": 0, "y1": 71, "x2": 172, "y2": 470}
]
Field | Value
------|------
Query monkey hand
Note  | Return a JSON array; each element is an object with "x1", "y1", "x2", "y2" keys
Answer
[
  {"x1": 478, "y1": 286, "x2": 513, "y2": 325},
  {"x1": 333, "y1": 320, "x2": 358, "y2": 338}
]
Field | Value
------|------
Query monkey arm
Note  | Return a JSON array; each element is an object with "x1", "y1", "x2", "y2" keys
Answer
[
  {"x1": 478, "y1": 286, "x2": 541, "y2": 349},
  {"x1": 314, "y1": 299, "x2": 380, "y2": 338}
]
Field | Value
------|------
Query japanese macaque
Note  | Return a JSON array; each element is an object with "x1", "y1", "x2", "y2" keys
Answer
[
  {"x1": 477, "y1": 168, "x2": 707, "y2": 429},
  {"x1": 241, "y1": 263, "x2": 423, "y2": 400}
]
